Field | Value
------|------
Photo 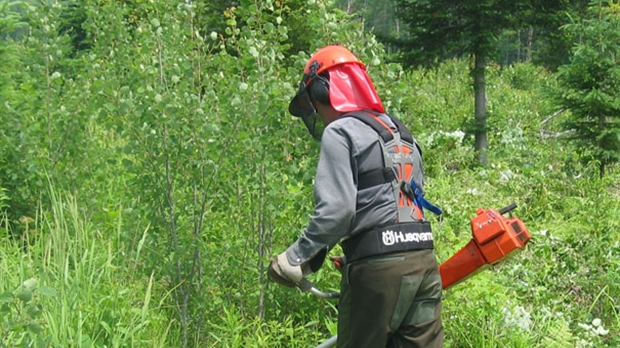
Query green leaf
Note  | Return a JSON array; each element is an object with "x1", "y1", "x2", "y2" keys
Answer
[
  {"x1": 104, "y1": 102, "x2": 116, "y2": 112},
  {"x1": 100, "y1": 321, "x2": 112, "y2": 333},
  {"x1": 26, "y1": 304, "x2": 42, "y2": 317},
  {"x1": 0, "y1": 291, "x2": 13, "y2": 303},
  {"x1": 17, "y1": 289, "x2": 32, "y2": 303},
  {"x1": 22, "y1": 277, "x2": 38, "y2": 289},
  {"x1": 38, "y1": 286, "x2": 58, "y2": 297},
  {"x1": 27, "y1": 322, "x2": 43, "y2": 334}
]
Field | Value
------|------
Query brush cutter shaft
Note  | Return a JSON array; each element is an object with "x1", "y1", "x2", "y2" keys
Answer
[
  {"x1": 309, "y1": 287, "x2": 340, "y2": 299},
  {"x1": 299, "y1": 278, "x2": 340, "y2": 299},
  {"x1": 315, "y1": 335, "x2": 338, "y2": 348}
]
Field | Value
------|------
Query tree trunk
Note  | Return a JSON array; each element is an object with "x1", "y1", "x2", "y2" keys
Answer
[
  {"x1": 346, "y1": 0, "x2": 355, "y2": 13},
  {"x1": 517, "y1": 30, "x2": 521, "y2": 62},
  {"x1": 599, "y1": 114, "x2": 606, "y2": 178},
  {"x1": 526, "y1": 27, "x2": 534, "y2": 62},
  {"x1": 473, "y1": 52, "x2": 488, "y2": 165}
]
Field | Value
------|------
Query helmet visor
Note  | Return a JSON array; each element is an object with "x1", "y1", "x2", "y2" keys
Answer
[
  {"x1": 289, "y1": 76, "x2": 324, "y2": 140},
  {"x1": 288, "y1": 87, "x2": 315, "y2": 118},
  {"x1": 288, "y1": 72, "x2": 317, "y2": 118}
]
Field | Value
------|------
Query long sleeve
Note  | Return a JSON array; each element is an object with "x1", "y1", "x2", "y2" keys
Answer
[{"x1": 285, "y1": 124, "x2": 357, "y2": 266}]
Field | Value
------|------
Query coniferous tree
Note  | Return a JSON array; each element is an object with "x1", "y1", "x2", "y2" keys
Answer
[
  {"x1": 385, "y1": 0, "x2": 570, "y2": 165},
  {"x1": 554, "y1": 0, "x2": 620, "y2": 178}
]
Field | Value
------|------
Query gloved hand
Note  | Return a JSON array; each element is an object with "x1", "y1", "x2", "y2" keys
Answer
[{"x1": 268, "y1": 252, "x2": 306, "y2": 288}]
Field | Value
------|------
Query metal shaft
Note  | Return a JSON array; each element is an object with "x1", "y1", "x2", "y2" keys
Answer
[{"x1": 315, "y1": 335, "x2": 338, "y2": 348}]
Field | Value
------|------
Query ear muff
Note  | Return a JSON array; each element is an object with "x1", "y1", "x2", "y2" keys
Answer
[{"x1": 308, "y1": 73, "x2": 330, "y2": 105}]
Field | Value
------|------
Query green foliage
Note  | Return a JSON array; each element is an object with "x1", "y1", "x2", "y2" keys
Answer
[
  {"x1": 0, "y1": 0, "x2": 28, "y2": 225},
  {"x1": 0, "y1": 278, "x2": 48, "y2": 347},
  {"x1": 54, "y1": 0, "x2": 392, "y2": 346},
  {"x1": 1, "y1": 0, "x2": 113, "y2": 238},
  {"x1": 334, "y1": 0, "x2": 589, "y2": 71},
  {"x1": 551, "y1": 0, "x2": 620, "y2": 178},
  {"x1": 56, "y1": 0, "x2": 90, "y2": 53},
  {"x1": 384, "y1": 1, "x2": 554, "y2": 164}
]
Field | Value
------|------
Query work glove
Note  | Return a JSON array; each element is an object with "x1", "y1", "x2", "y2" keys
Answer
[{"x1": 268, "y1": 252, "x2": 307, "y2": 288}]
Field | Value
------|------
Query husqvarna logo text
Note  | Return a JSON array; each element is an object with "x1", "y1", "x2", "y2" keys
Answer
[{"x1": 382, "y1": 230, "x2": 433, "y2": 246}]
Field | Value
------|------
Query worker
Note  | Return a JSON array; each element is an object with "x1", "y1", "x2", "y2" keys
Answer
[{"x1": 268, "y1": 44, "x2": 444, "y2": 348}]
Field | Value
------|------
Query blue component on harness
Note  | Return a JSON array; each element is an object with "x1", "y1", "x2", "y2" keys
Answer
[{"x1": 410, "y1": 181, "x2": 443, "y2": 216}]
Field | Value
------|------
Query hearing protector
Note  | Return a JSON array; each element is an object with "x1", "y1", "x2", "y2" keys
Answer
[
  {"x1": 309, "y1": 75, "x2": 330, "y2": 105},
  {"x1": 307, "y1": 63, "x2": 331, "y2": 106}
]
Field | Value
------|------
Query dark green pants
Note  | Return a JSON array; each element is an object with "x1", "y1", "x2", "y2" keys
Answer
[{"x1": 337, "y1": 249, "x2": 443, "y2": 348}]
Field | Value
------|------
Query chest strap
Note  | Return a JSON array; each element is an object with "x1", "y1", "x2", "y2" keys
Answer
[{"x1": 358, "y1": 167, "x2": 395, "y2": 190}]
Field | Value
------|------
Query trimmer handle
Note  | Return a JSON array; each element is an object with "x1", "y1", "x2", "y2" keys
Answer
[{"x1": 498, "y1": 203, "x2": 517, "y2": 215}]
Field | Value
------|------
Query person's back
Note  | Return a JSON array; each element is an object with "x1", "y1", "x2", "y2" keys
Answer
[{"x1": 268, "y1": 45, "x2": 444, "y2": 348}]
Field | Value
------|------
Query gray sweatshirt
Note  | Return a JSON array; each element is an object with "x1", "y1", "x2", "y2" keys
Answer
[{"x1": 285, "y1": 113, "x2": 424, "y2": 267}]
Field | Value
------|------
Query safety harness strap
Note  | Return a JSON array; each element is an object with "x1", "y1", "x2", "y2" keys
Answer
[
  {"x1": 344, "y1": 111, "x2": 402, "y2": 191},
  {"x1": 342, "y1": 221, "x2": 434, "y2": 262},
  {"x1": 358, "y1": 167, "x2": 395, "y2": 190},
  {"x1": 386, "y1": 113, "x2": 415, "y2": 144},
  {"x1": 340, "y1": 111, "x2": 441, "y2": 262},
  {"x1": 346, "y1": 111, "x2": 394, "y2": 142},
  {"x1": 344, "y1": 111, "x2": 442, "y2": 216},
  {"x1": 344, "y1": 111, "x2": 414, "y2": 143}
]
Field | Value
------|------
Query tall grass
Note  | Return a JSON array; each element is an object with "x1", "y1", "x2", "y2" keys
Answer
[{"x1": 0, "y1": 186, "x2": 174, "y2": 347}]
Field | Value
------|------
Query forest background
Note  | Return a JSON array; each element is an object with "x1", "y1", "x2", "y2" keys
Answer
[{"x1": 1, "y1": 0, "x2": 619, "y2": 347}]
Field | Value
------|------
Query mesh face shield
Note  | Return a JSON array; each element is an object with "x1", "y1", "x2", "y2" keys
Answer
[
  {"x1": 289, "y1": 76, "x2": 315, "y2": 118},
  {"x1": 301, "y1": 111, "x2": 325, "y2": 141},
  {"x1": 289, "y1": 64, "x2": 326, "y2": 141}
]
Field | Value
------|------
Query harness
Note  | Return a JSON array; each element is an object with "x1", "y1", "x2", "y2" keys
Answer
[{"x1": 340, "y1": 111, "x2": 442, "y2": 262}]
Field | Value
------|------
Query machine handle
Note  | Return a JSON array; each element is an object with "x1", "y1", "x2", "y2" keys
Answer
[{"x1": 498, "y1": 203, "x2": 517, "y2": 215}]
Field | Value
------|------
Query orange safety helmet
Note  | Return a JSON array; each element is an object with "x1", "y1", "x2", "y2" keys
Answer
[
  {"x1": 289, "y1": 45, "x2": 384, "y2": 140},
  {"x1": 302, "y1": 45, "x2": 366, "y2": 84},
  {"x1": 289, "y1": 45, "x2": 366, "y2": 119}
]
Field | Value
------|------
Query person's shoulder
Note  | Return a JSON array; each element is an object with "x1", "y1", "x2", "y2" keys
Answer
[
  {"x1": 323, "y1": 114, "x2": 381, "y2": 149},
  {"x1": 330, "y1": 114, "x2": 379, "y2": 134}
]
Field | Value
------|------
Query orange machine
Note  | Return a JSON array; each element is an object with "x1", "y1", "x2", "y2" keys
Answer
[{"x1": 439, "y1": 203, "x2": 531, "y2": 290}]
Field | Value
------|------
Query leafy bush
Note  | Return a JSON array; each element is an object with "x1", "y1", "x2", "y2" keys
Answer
[{"x1": 0, "y1": 278, "x2": 49, "y2": 348}]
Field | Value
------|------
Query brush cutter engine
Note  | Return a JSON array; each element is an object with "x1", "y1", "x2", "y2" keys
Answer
[{"x1": 439, "y1": 203, "x2": 531, "y2": 289}]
